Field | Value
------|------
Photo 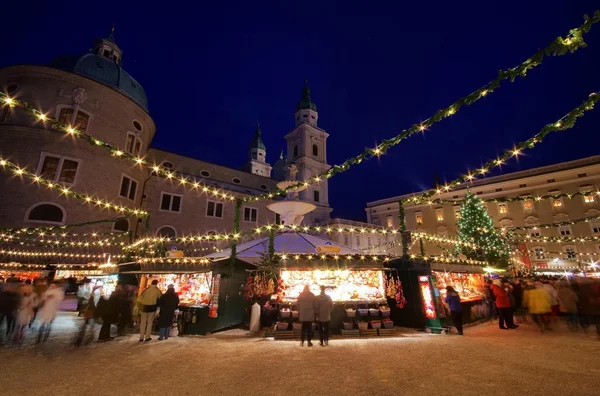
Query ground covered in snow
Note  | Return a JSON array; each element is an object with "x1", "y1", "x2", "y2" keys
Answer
[{"x1": 1, "y1": 311, "x2": 599, "y2": 396}]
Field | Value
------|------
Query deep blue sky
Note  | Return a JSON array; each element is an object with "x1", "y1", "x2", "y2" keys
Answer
[{"x1": 4, "y1": 1, "x2": 600, "y2": 221}]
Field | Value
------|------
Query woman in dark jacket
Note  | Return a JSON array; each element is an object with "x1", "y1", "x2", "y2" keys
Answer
[
  {"x1": 444, "y1": 286, "x2": 463, "y2": 335},
  {"x1": 157, "y1": 285, "x2": 179, "y2": 340}
]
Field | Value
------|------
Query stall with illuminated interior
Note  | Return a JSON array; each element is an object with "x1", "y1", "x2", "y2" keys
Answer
[
  {"x1": 0, "y1": 263, "x2": 45, "y2": 281},
  {"x1": 123, "y1": 252, "x2": 252, "y2": 336}
]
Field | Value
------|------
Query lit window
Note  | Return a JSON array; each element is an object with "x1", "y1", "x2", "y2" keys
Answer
[
  {"x1": 436, "y1": 209, "x2": 444, "y2": 222},
  {"x1": 534, "y1": 248, "x2": 545, "y2": 260},
  {"x1": 558, "y1": 225, "x2": 572, "y2": 236},
  {"x1": 125, "y1": 132, "x2": 143, "y2": 156},
  {"x1": 584, "y1": 194, "x2": 595, "y2": 204},
  {"x1": 553, "y1": 198, "x2": 563, "y2": 208},
  {"x1": 57, "y1": 107, "x2": 90, "y2": 131},
  {"x1": 243, "y1": 207, "x2": 258, "y2": 222},
  {"x1": 386, "y1": 216, "x2": 393, "y2": 228},
  {"x1": 160, "y1": 192, "x2": 182, "y2": 212},
  {"x1": 119, "y1": 175, "x2": 138, "y2": 201},
  {"x1": 206, "y1": 201, "x2": 224, "y2": 218},
  {"x1": 591, "y1": 221, "x2": 600, "y2": 234},
  {"x1": 37, "y1": 153, "x2": 81, "y2": 185},
  {"x1": 564, "y1": 247, "x2": 577, "y2": 260},
  {"x1": 523, "y1": 200, "x2": 534, "y2": 211},
  {"x1": 454, "y1": 209, "x2": 461, "y2": 220},
  {"x1": 498, "y1": 203, "x2": 508, "y2": 215},
  {"x1": 415, "y1": 213, "x2": 423, "y2": 225}
]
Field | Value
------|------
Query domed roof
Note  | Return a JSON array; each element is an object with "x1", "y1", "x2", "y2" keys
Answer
[
  {"x1": 249, "y1": 124, "x2": 266, "y2": 151},
  {"x1": 296, "y1": 85, "x2": 317, "y2": 112},
  {"x1": 49, "y1": 54, "x2": 148, "y2": 111}
]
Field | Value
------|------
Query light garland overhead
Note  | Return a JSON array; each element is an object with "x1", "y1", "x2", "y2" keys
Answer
[
  {"x1": 404, "y1": 91, "x2": 600, "y2": 205},
  {"x1": 512, "y1": 234, "x2": 600, "y2": 244},
  {"x1": 408, "y1": 253, "x2": 488, "y2": 266},
  {"x1": 138, "y1": 257, "x2": 211, "y2": 265},
  {"x1": 0, "y1": 263, "x2": 45, "y2": 269},
  {"x1": 413, "y1": 190, "x2": 600, "y2": 206},
  {"x1": 0, "y1": 217, "x2": 132, "y2": 235},
  {"x1": 0, "y1": 158, "x2": 148, "y2": 217},
  {"x1": 512, "y1": 249, "x2": 600, "y2": 258},
  {"x1": 1, "y1": 233, "x2": 129, "y2": 248},
  {"x1": 235, "y1": 12, "x2": 600, "y2": 202},
  {"x1": 500, "y1": 212, "x2": 600, "y2": 231},
  {"x1": 0, "y1": 249, "x2": 127, "y2": 260},
  {"x1": 276, "y1": 253, "x2": 390, "y2": 262}
]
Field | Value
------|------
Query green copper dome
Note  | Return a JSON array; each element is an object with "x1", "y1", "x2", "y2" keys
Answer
[
  {"x1": 249, "y1": 124, "x2": 266, "y2": 151},
  {"x1": 296, "y1": 85, "x2": 317, "y2": 112}
]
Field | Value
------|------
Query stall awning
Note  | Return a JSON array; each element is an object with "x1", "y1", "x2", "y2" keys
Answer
[{"x1": 430, "y1": 262, "x2": 485, "y2": 274}]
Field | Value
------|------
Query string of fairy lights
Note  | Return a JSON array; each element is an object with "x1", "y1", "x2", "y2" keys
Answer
[
  {"x1": 0, "y1": 217, "x2": 131, "y2": 235},
  {"x1": 1, "y1": 12, "x2": 598, "y2": 206},
  {"x1": 0, "y1": 233, "x2": 129, "y2": 248},
  {"x1": 0, "y1": 158, "x2": 148, "y2": 217},
  {"x1": 0, "y1": 249, "x2": 127, "y2": 260},
  {"x1": 402, "y1": 91, "x2": 600, "y2": 205}
]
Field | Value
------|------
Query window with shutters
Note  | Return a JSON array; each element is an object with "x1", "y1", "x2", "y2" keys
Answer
[{"x1": 36, "y1": 153, "x2": 81, "y2": 185}]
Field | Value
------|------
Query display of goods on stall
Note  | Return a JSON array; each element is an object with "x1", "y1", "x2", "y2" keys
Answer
[
  {"x1": 384, "y1": 274, "x2": 397, "y2": 298},
  {"x1": 380, "y1": 305, "x2": 391, "y2": 317},
  {"x1": 280, "y1": 307, "x2": 291, "y2": 318},
  {"x1": 244, "y1": 273, "x2": 277, "y2": 300},
  {"x1": 343, "y1": 321, "x2": 353, "y2": 330},
  {"x1": 148, "y1": 273, "x2": 213, "y2": 307},
  {"x1": 0, "y1": 271, "x2": 41, "y2": 281},
  {"x1": 280, "y1": 270, "x2": 385, "y2": 302},
  {"x1": 275, "y1": 277, "x2": 285, "y2": 302},
  {"x1": 345, "y1": 307, "x2": 356, "y2": 317},
  {"x1": 357, "y1": 321, "x2": 368, "y2": 331},
  {"x1": 382, "y1": 318, "x2": 394, "y2": 329},
  {"x1": 395, "y1": 285, "x2": 407, "y2": 309},
  {"x1": 371, "y1": 320, "x2": 382, "y2": 330},
  {"x1": 433, "y1": 271, "x2": 485, "y2": 302},
  {"x1": 243, "y1": 275, "x2": 254, "y2": 301},
  {"x1": 55, "y1": 270, "x2": 103, "y2": 280}
]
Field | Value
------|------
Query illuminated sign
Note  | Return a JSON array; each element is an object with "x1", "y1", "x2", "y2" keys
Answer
[
  {"x1": 419, "y1": 276, "x2": 436, "y2": 319},
  {"x1": 316, "y1": 241, "x2": 341, "y2": 254}
]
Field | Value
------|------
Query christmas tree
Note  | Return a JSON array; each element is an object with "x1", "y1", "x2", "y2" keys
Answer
[{"x1": 457, "y1": 191, "x2": 511, "y2": 267}]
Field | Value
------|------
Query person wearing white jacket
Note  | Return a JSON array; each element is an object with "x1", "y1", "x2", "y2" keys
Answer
[{"x1": 36, "y1": 281, "x2": 65, "y2": 344}]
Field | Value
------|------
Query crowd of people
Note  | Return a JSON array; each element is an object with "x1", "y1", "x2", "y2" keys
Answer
[
  {"x1": 479, "y1": 276, "x2": 600, "y2": 336},
  {"x1": 0, "y1": 276, "x2": 66, "y2": 346}
]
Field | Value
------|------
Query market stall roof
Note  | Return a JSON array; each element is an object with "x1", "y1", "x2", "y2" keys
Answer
[
  {"x1": 430, "y1": 262, "x2": 485, "y2": 274},
  {"x1": 204, "y1": 231, "x2": 367, "y2": 264}
]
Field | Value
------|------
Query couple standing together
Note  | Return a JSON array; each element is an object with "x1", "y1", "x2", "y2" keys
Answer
[{"x1": 296, "y1": 285, "x2": 333, "y2": 347}]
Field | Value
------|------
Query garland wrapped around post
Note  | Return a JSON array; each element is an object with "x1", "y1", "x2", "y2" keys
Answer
[
  {"x1": 419, "y1": 237, "x2": 425, "y2": 257},
  {"x1": 398, "y1": 200, "x2": 408, "y2": 257},
  {"x1": 229, "y1": 199, "x2": 242, "y2": 271},
  {"x1": 268, "y1": 228, "x2": 275, "y2": 263}
]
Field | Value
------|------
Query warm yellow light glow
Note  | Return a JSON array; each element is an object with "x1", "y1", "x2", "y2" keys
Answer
[
  {"x1": 3, "y1": 97, "x2": 14, "y2": 106},
  {"x1": 114, "y1": 150, "x2": 123, "y2": 156}
]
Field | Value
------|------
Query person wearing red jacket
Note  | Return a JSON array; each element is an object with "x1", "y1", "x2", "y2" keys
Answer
[{"x1": 490, "y1": 279, "x2": 517, "y2": 330}]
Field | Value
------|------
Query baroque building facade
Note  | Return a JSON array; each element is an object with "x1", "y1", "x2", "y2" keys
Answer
[
  {"x1": 366, "y1": 156, "x2": 600, "y2": 270},
  {"x1": 0, "y1": 30, "x2": 333, "y2": 260}
]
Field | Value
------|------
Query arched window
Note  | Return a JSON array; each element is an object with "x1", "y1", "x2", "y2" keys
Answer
[
  {"x1": 293, "y1": 145, "x2": 298, "y2": 158},
  {"x1": 25, "y1": 202, "x2": 66, "y2": 225},
  {"x1": 113, "y1": 219, "x2": 129, "y2": 232},
  {"x1": 312, "y1": 144, "x2": 318, "y2": 156},
  {"x1": 156, "y1": 226, "x2": 177, "y2": 239}
]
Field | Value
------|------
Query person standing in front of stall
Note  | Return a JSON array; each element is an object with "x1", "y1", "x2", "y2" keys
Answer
[
  {"x1": 315, "y1": 286, "x2": 333, "y2": 346},
  {"x1": 490, "y1": 279, "x2": 517, "y2": 330},
  {"x1": 36, "y1": 281, "x2": 65, "y2": 344},
  {"x1": 297, "y1": 285, "x2": 316, "y2": 347},
  {"x1": 444, "y1": 286, "x2": 463, "y2": 335},
  {"x1": 138, "y1": 280, "x2": 162, "y2": 342},
  {"x1": 157, "y1": 284, "x2": 179, "y2": 341}
]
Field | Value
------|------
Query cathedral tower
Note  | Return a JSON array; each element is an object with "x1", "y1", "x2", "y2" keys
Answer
[
  {"x1": 284, "y1": 83, "x2": 332, "y2": 224},
  {"x1": 245, "y1": 123, "x2": 272, "y2": 177}
]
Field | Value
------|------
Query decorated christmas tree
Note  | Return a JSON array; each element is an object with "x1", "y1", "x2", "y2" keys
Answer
[{"x1": 457, "y1": 191, "x2": 511, "y2": 267}]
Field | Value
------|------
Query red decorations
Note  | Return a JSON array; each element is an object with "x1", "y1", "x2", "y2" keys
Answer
[{"x1": 419, "y1": 276, "x2": 436, "y2": 319}]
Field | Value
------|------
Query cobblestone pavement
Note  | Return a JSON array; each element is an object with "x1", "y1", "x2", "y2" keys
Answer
[{"x1": 1, "y1": 311, "x2": 599, "y2": 396}]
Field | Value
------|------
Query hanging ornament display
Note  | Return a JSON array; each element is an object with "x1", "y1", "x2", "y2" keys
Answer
[{"x1": 395, "y1": 280, "x2": 407, "y2": 309}]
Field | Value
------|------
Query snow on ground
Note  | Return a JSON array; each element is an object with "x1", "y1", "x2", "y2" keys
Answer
[{"x1": 1, "y1": 311, "x2": 599, "y2": 396}]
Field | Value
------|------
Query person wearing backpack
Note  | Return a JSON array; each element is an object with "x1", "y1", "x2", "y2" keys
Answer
[{"x1": 137, "y1": 280, "x2": 162, "y2": 342}]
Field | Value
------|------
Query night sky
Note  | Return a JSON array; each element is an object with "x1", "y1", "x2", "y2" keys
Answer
[{"x1": 4, "y1": 1, "x2": 600, "y2": 221}]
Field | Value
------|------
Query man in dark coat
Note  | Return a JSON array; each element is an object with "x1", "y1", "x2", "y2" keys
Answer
[
  {"x1": 97, "y1": 289, "x2": 120, "y2": 341},
  {"x1": 157, "y1": 284, "x2": 179, "y2": 340},
  {"x1": 297, "y1": 285, "x2": 316, "y2": 347}
]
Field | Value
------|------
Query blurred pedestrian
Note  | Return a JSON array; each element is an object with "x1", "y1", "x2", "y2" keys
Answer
[
  {"x1": 578, "y1": 280, "x2": 600, "y2": 339},
  {"x1": 137, "y1": 280, "x2": 162, "y2": 342},
  {"x1": 14, "y1": 283, "x2": 38, "y2": 345},
  {"x1": 558, "y1": 281, "x2": 579, "y2": 331},
  {"x1": 490, "y1": 279, "x2": 517, "y2": 330},
  {"x1": 484, "y1": 279, "x2": 496, "y2": 319},
  {"x1": 76, "y1": 279, "x2": 92, "y2": 317},
  {"x1": 543, "y1": 280, "x2": 560, "y2": 324},
  {"x1": 36, "y1": 281, "x2": 65, "y2": 344},
  {"x1": 116, "y1": 284, "x2": 134, "y2": 336},
  {"x1": 524, "y1": 280, "x2": 552, "y2": 333},
  {"x1": 444, "y1": 286, "x2": 463, "y2": 335},
  {"x1": 157, "y1": 284, "x2": 179, "y2": 341},
  {"x1": 315, "y1": 285, "x2": 334, "y2": 345},
  {"x1": 96, "y1": 289, "x2": 119, "y2": 342},
  {"x1": 75, "y1": 285, "x2": 101, "y2": 346},
  {"x1": 297, "y1": 285, "x2": 316, "y2": 347},
  {"x1": 30, "y1": 278, "x2": 48, "y2": 328},
  {"x1": 6, "y1": 274, "x2": 20, "y2": 283},
  {"x1": 0, "y1": 282, "x2": 19, "y2": 343}
]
